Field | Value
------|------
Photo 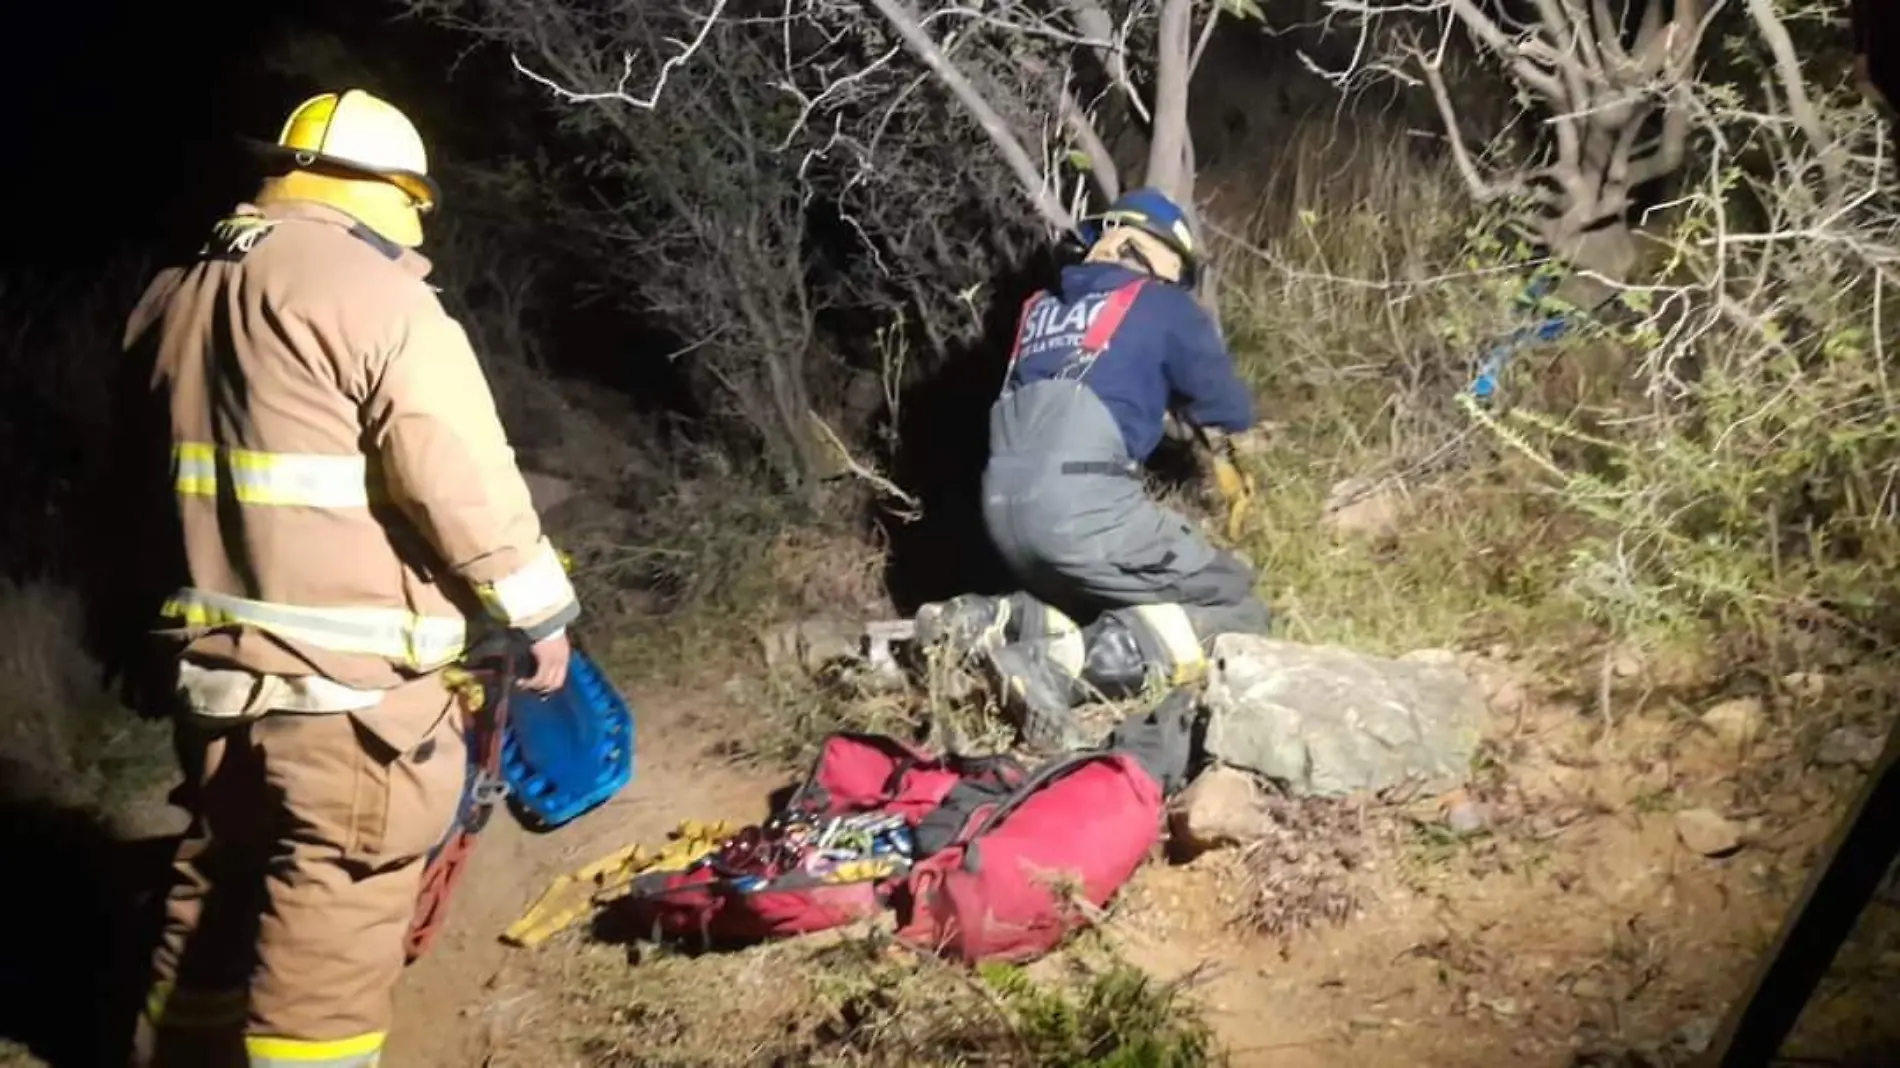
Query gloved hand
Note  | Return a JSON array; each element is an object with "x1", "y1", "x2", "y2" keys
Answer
[{"x1": 1203, "y1": 440, "x2": 1256, "y2": 543}]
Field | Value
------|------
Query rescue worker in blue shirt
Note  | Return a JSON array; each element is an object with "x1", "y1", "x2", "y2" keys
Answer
[{"x1": 917, "y1": 187, "x2": 1271, "y2": 749}]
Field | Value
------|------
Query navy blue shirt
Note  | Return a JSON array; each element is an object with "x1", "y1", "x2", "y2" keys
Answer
[{"x1": 1004, "y1": 263, "x2": 1254, "y2": 462}]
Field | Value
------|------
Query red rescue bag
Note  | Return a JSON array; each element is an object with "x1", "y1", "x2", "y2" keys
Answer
[
  {"x1": 623, "y1": 732, "x2": 1027, "y2": 945},
  {"x1": 897, "y1": 751, "x2": 1163, "y2": 964}
]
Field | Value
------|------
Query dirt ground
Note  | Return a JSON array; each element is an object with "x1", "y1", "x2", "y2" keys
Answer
[
  {"x1": 387, "y1": 684, "x2": 785, "y2": 1068},
  {"x1": 379, "y1": 657, "x2": 1900, "y2": 1068}
]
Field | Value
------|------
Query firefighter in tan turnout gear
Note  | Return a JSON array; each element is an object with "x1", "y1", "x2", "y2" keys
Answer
[{"x1": 120, "y1": 89, "x2": 580, "y2": 1068}]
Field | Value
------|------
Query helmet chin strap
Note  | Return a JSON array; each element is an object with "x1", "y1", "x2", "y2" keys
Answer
[{"x1": 1086, "y1": 227, "x2": 1184, "y2": 284}]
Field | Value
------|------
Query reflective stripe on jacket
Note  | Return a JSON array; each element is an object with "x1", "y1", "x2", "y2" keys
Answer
[{"x1": 121, "y1": 199, "x2": 580, "y2": 690}]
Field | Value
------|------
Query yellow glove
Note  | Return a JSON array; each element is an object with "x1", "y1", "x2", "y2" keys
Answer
[{"x1": 1208, "y1": 453, "x2": 1256, "y2": 543}]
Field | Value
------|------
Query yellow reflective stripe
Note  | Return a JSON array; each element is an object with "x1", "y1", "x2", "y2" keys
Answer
[
  {"x1": 162, "y1": 588, "x2": 466, "y2": 670},
  {"x1": 475, "y1": 541, "x2": 576, "y2": 628},
  {"x1": 246, "y1": 1030, "x2": 385, "y2": 1066},
  {"x1": 173, "y1": 442, "x2": 373, "y2": 509},
  {"x1": 1130, "y1": 603, "x2": 1207, "y2": 686}
]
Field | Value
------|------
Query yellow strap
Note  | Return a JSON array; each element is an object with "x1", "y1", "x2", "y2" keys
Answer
[{"x1": 502, "y1": 819, "x2": 736, "y2": 948}]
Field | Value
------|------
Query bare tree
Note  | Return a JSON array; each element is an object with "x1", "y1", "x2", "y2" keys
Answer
[
  {"x1": 401, "y1": 0, "x2": 1257, "y2": 501},
  {"x1": 1309, "y1": 0, "x2": 1712, "y2": 284},
  {"x1": 1452, "y1": 0, "x2": 1900, "y2": 637},
  {"x1": 840, "y1": 0, "x2": 1247, "y2": 229}
]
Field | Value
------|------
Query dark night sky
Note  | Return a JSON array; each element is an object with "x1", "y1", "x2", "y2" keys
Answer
[{"x1": 1, "y1": 1, "x2": 475, "y2": 273}]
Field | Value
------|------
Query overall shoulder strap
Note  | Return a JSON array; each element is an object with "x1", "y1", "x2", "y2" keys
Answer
[{"x1": 1078, "y1": 279, "x2": 1147, "y2": 356}]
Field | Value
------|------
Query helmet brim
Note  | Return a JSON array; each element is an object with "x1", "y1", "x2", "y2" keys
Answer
[{"x1": 240, "y1": 138, "x2": 440, "y2": 213}]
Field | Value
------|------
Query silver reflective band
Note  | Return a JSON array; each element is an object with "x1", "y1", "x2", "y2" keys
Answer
[
  {"x1": 162, "y1": 588, "x2": 465, "y2": 670},
  {"x1": 173, "y1": 443, "x2": 373, "y2": 509},
  {"x1": 476, "y1": 541, "x2": 576, "y2": 628}
]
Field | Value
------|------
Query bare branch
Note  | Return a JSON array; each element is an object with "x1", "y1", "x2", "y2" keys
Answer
[
  {"x1": 1062, "y1": 79, "x2": 1123, "y2": 201},
  {"x1": 864, "y1": 0, "x2": 1075, "y2": 230},
  {"x1": 1421, "y1": 53, "x2": 1557, "y2": 206},
  {"x1": 1191, "y1": 1, "x2": 1223, "y2": 75},
  {"x1": 1743, "y1": 0, "x2": 1846, "y2": 204},
  {"x1": 510, "y1": 0, "x2": 729, "y2": 110},
  {"x1": 1060, "y1": 0, "x2": 1146, "y2": 122},
  {"x1": 809, "y1": 410, "x2": 922, "y2": 519}
]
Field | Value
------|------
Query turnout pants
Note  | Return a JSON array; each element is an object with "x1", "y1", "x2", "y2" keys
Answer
[
  {"x1": 964, "y1": 380, "x2": 1269, "y2": 746},
  {"x1": 133, "y1": 673, "x2": 466, "y2": 1068}
]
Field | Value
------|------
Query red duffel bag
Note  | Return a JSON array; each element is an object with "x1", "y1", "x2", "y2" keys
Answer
[
  {"x1": 896, "y1": 751, "x2": 1164, "y2": 964},
  {"x1": 622, "y1": 732, "x2": 1027, "y2": 945}
]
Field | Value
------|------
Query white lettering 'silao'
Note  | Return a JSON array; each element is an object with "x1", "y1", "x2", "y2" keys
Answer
[{"x1": 1016, "y1": 291, "x2": 1113, "y2": 361}]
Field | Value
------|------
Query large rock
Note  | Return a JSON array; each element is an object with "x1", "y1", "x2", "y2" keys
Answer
[{"x1": 1202, "y1": 635, "x2": 1490, "y2": 798}]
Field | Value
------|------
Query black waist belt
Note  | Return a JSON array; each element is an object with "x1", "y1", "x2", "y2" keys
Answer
[{"x1": 1059, "y1": 461, "x2": 1140, "y2": 478}]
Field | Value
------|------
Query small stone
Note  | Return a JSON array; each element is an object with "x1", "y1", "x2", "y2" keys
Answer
[
  {"x1": 756, "y1": 619, "x2": 864, "y2": 676},
  {"x1": 1568, "y1": 975, "x2": 1608, "y2": 1000},
  {"x1": 1319, "y1": 477, "x2": 1404, "y2": 539},
  {"x1": 1673, "y1": 1016, "x2": 1716, "y2": 1054},
  {"x1": 1446, "y1": 800, "x2": 1489, "y2": 836},
  {"x1": 1610, "y1": 647, "x2": 1645, "y2": 679},
  {"x1": 1168, "y1": 765, "x2": 1272, "y2": 856},
  {"x1": 1675, "y1": 808, "x2": 1745, "y2": 858},
  {"x1": 1700, "y1": 697, "x2": 1766, "y2": 749},
  {"x1": 1488, "y1": 679, "x2": 1527, "y2": 717},
  {"x1": 1783, "y1": 672, "x2": 1828, "y2": 700},
  {"x1": 1815, "y1": 726, "x2": 1882, "y2": 769}
]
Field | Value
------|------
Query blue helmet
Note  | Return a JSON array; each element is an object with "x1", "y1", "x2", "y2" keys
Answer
[{"x1": 1077, "y1": 187, "x2": 1200, "y2": 284}]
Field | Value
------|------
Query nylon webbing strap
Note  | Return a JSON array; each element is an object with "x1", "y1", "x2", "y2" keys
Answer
[{"x1": 1080, "y1": 280, "x2": 1145, "y2": 355}]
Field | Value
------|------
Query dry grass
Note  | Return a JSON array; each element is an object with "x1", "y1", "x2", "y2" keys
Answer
[
  {"x1": 520, "y1": 932, "x2": 1221, "y2": 1067},
  {"x1": 0, "y1": 578, "x2": 169, "y2": 816},
  {"x1": 1203, "y1": 103, "x2": 1900, "y2": 681}
]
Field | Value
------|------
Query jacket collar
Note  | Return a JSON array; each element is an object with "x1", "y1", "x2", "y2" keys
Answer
[{"x1": 241, "y1": 199, "x2": 435, "y2": 280}]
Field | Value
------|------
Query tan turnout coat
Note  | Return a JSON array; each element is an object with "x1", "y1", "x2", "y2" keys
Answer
[{"x1": 122, "y1": 199, "x2": 578, "y2": 694}]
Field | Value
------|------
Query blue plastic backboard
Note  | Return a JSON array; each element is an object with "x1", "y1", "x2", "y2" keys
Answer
[{"x1": 499, "y1": 647, "x2": 636, "y2": 830}]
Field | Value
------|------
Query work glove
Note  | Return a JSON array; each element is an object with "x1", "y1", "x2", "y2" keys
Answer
[{"x1": 1199, "y1": 432, "x2": 1257, "y2": 543}]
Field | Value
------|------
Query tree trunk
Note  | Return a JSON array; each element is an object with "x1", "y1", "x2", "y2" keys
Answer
[{"x1": 1144, "y1": 0, "x2": 1196, "y2": 201}]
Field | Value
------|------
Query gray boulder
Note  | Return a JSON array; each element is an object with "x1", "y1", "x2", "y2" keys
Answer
[{"x1": 1202, "y1": 635, "x2": 1490, "y2": 798}]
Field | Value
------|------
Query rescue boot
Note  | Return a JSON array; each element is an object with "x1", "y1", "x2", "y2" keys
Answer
[
  {"x1": 1071, "y1": 614, "x2": 1152, "y2": 701},
  {"x1": 984, "y1": 637, "x2": 1086, "y2": 752},
  {"x1": 1070, "y1": 605, "x2": 1211, "y2": 702},
  {"x1": 913, "y1": 593, "x2": 1013, "y2": 662}
]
